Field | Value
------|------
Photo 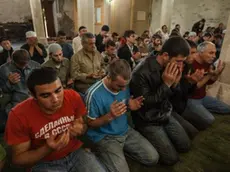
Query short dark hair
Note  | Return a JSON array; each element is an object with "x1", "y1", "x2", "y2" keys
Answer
[
  {"x1": 201, "y1": 19, "x2": 206, "y2": 23},
  {"x1": 112, "y1": 32, "x2": 119, "y2": 38},
  {"x1": 183, "y1": 31, "x2": 190, "y2": 38},
  {"x1": 169, "y1": 32, "x2": 180, "y2": 37},
  {"x1": 124, "y1": 30, "x2": 135, "y2": 39},
  {"x1": 186, "y1": 40, "x2": 197, "y2": 49},
  {"x1": 12, "y1": 49, "x2": 30, "y2": 65},
  {"x1": 107, "y1": 59, "x2": 131, "y2": 81},
  {"x1": 176, "y1": 24, "x2": 180, "y2": 27},
  {"x1": 152, "y1": 34, "x2": 162, "y2": 40},
  {"x1": 57, "y1": 30, "x2": 66, "y2": 37},
  {"x1": 171, "y1": 28, "x2": 179, "y2": 33},
  {"x1": 143, "y1": 30, "x2": 149, "y2": 34},
  {"x1": 214, "y1": 34, "x2": 223, "y2": 40},
  {"x1": 101, "y1": 25, "x2": 110, "y2": 32},
  {"x1": 79, "y1": 26, "x2": 86, "y2": 32},
  {"x1": 27, "y1": 67, "x2": 58, "y2": 96},
  {"x1": 203, "y1": 32, "x2": 212, "y2": 38},
  {"x1": 160, "y1": 36, "x2": 190, "y2": 58},
  {"x1": 105, "y1": 40, "x2": 116, "y2": 48},
  {"x1": 0, "y1": 37, "x2": 10, "y2": 43},
  {"x1": 162, "y1": 25, "x2": 167, "y2": 29}
]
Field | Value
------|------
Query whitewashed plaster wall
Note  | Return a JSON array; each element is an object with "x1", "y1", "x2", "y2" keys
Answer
[
  {"x1": 171, "y1": 0, "x2": 230, "y2": 34},
  {"x1": 57, "y1": 0, "x2": 75, "y2": 36},
  {"x1": 0, "y1": 0, "x2": 31, "y2": 23},
  {"x1": 207, "y1": 14, "x2": 230, "y2": 105},
  {"x1": 150, "y1": 0, "x2": 163, "y2": 34}
]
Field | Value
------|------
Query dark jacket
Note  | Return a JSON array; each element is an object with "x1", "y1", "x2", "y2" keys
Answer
[
  {"x1": 214, "y1": 27, "x2": 223, "y2": 35},
  {"x1": 170, "y1": 63, "x2": 196, "y2": 114},
  {"x1": 0, "y1": 48, "x2": 14, "y2": 66},
  {"x1": 21, "y1": 43, "x2": 47, "y2": 64},
  {"x1": 192, "y1": 21, "x2": 204, "y2": 34},
  {"x1": 59, "y1": 43, "x2": 73, "y2": 60},
  {"x1": 130, "y1": 56, "x2": 174, "y2": 127},
  {"x1": 96, "y1": 34, "x2": 105, "y2": 53},
  {"x1": 117, "y1": 44, "x2": 139, "y2": 68}
]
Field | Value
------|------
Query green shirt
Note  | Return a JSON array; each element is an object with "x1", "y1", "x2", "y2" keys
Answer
[
  {"x1": 42, "y1": 58, "x2": 70, "y2": 86},
  {"x1": 0, "y1": 144, "x2": 6, "y2": 161}
]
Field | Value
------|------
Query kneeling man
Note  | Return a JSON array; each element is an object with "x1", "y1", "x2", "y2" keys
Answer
[
  {"x1": 85, "y1": 59, "x2": 159, "y2": 172},
  {"x1": 5, "y1": 67, "x2": 106, "y2": 172}
]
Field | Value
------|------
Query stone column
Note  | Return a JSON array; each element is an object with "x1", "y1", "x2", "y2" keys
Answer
[
  {"x1": 29, "y1": 0, "x2": 48, "y2": 45},
  {"x1": 160, "y1": 0, "x2": 174, "y2": 31},
  {"x1": 77, "y1": 0, "x2": 95, "y2": 33},
  {"x1": 150, "y1": 0, "x2": 174, "y2": 34},
  {"x1": 150, "y1": 0, "x2": 162, "y2": 34},
  {"x1": 207, "y1": 15, "x2": 230, "y2": 105},
  {"x1": 73, "y1": 0, "x2": 78, "y2": 34},
  {"x1": 52, "y1": 0, "x2": 59, "y2": 35},
  {"x1": 104, "y1": 0, "x2": 111, "y2": 26}
]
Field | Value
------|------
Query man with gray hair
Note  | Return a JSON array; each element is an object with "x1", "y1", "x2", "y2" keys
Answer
[
  {"x1": 42, "y1": 43, "x2": 73, "y2": 88},
  {"x1": 71, "y1": 32, "x2": 105, "y2": 94},
  {"x1": 184, "y1": 41, "x2": 230, "y2": 130},
  {"x1": 85, "y1": 59, "x2": 159, "y2": 171}
]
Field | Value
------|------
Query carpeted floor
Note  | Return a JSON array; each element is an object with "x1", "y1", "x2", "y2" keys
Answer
[{"x1": 2, "y1": 115, "x2": 230, "y2": 172}]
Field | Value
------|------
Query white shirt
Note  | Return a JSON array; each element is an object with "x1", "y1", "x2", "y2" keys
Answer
[
  {"x1": 72, "y1": 36, "x2": 82, "y2": 53},
  {"x1": 161, "y1": 31, "x2": 169, "y2": 43}
]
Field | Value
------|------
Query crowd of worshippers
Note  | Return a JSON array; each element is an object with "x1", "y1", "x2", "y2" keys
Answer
[{"x1": 0, "y1": 19, "x2": 229, "y2": 171}]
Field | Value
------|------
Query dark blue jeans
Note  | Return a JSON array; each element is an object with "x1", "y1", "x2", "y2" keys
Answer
[
  {"x1": 137, "y1": 116, "x2": 191, "y2": 165},
  {"x1": 184, "y1": 96, "x2": 230, "y2": 130},
  {"x1": 31, "y1": 148, "x2": 106, "y2": 172},
  {"x1": 94, "y1": 127, "x2": 159, "y2": 172}
]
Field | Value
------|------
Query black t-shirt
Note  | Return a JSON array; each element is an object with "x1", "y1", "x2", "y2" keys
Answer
[
  {"x1": 95, "y1": 34, "x2": 105, "y2": 53},
  {"x1": 20, "y1": 43, "x2": 47, "y2": 64}
]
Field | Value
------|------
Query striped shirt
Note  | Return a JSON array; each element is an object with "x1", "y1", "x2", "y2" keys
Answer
[{"x1": 85, "y1": 79, "x2": 129, "y2": 142}]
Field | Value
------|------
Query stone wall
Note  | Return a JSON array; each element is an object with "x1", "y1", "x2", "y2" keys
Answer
[
  {"x1": 207, "y1": 14, "x2": 230, "y2": 105},
  {"x1": 150, "y1": 0, "x2": 163, "y2": 34},
  {"x1": 133, "y1": 0, "x2": 152, "y2": 35},
  {"x1": 171, "y1": 0, "x2": 230, "y2": 34},
  {"x1": 77, "y1": 0, "x2": 95, "y2": 34},
  {"x1": 0, "y1": 0, "x2": 31, "y2": 23},
  {"x1": 95, "y1": 0, "x2": 104, "y2": 34},
  {"x1": 110, "y1": 0, "x2": 131, "y2": 35},
  {"x1": 57, "y1": 0, "x2": 74, "y2": 37}
]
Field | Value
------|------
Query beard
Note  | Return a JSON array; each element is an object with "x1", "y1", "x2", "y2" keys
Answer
[
  {"x1": 154, "y1": 43, "x2": 160, "y2": 47},
  {"x1": 52, "y1": 58, "x2": 62, "y2": 65}
]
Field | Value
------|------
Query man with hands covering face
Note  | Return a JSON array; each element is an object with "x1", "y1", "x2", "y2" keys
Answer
[{"x1": 130, "y1": 37, "x2": 191, "y2": 165}]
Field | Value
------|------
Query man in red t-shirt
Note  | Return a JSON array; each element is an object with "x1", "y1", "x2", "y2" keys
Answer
[
  {"x1": 4, "y1": 67, "x2": 106, "y2": 172},
  {"x1": 183, "y1": 41, "x2": 230, "y2": 130}
]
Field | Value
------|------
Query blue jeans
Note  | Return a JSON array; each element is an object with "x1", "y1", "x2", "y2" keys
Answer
[
  {"x1": 184, "y1": 96, "x2": 230, "y2": 130},
  {"x1": 137, "y1": 116, "x2": 191, "y2": 165},
  {"x1": 95, "y1": 127, "x2": 159, "y2": 172},
  {"x1": 31, "y1": 148, "x2": 106, "y2": 172}
]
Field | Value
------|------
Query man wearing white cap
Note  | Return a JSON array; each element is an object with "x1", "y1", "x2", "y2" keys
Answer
[
  {"x1": 42, "y1": 43, "x2": 73, "y2": 88},
  {"x1": 187, "y1": 32, "x2": 199, "y2": 44},
  {"x1": 21, "y1": 31, "x2": 47, "y2": 64}
]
